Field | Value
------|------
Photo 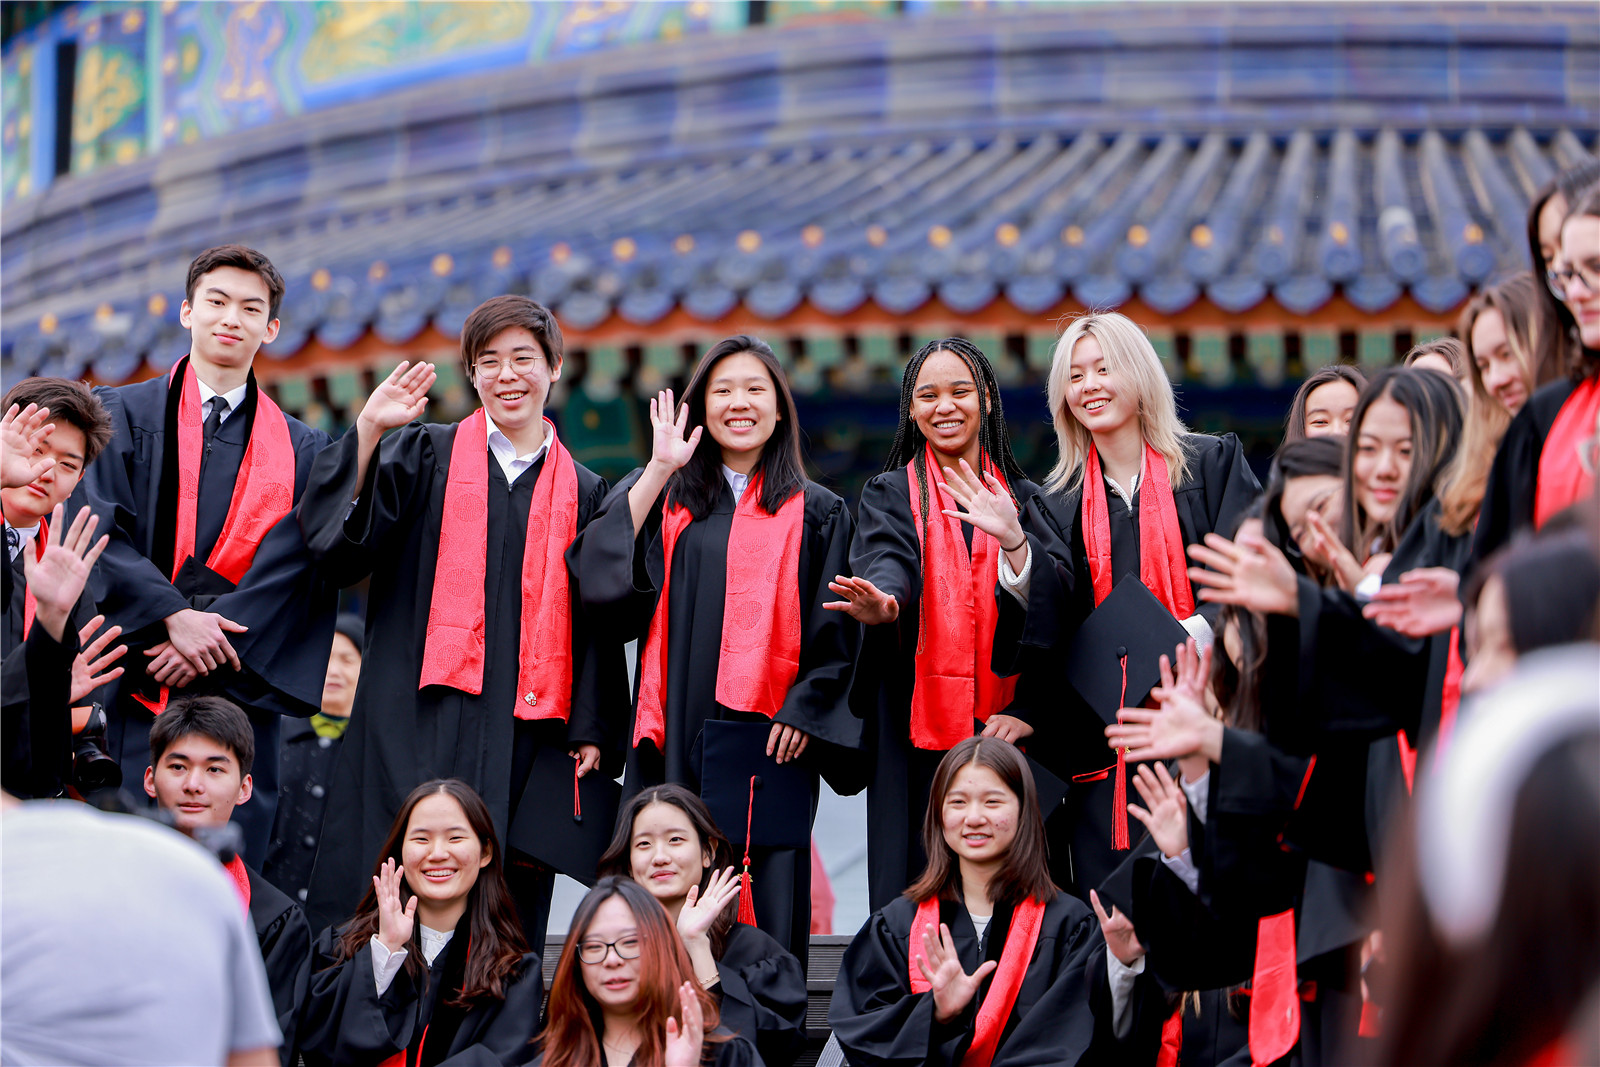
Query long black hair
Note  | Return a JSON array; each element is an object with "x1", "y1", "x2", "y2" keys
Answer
[
  {"x1": 884, "y1": 337, "x2": 1026, "y2": 561},
  {"x1": 667, "y1": 335, "x2": 806, "y2": 519},
  {"x1": 1282, "y1": 364, "x2": 1365, "y2": 445},
  {"x1": 1340, "y1": 366, "x2": 1463, "y2": 557}
]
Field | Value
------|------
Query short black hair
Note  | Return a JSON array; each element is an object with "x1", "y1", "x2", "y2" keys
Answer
[
  {"x1": 1, "y1": 377, "x2": 114, "y2": 464},
  {"x1": 458, "y1": 295, "x2": 564, "y2": 385},
  {"x1": 149, "y1": 695, "x2": 255, "y2": 777},
  {"x1": 185, "y1": 244, "x2": 285, "y2": 321}
]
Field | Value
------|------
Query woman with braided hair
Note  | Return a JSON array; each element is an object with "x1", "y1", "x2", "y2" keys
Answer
[
  {"x1": 828, "y1": 337, "x2": 1042, "y2": 911},
  {"x1": 954, "y1": 311, "x2": 1259, "y2": 902}
]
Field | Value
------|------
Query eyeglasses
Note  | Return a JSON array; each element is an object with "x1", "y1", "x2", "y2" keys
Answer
[
  {"x1": 577, "y1": 935, "x2": 642, "y2": 965},
  {"x1": 1546, "y1": 259, "x2": 1600, "y2": 300},
  {"x1": 474, "y1": 355, "x2": 542, "y2": 379}
]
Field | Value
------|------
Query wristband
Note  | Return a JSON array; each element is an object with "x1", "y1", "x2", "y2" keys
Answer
[{"x1": 1001, "y1": 535, "x2": 1026, "y2": 553}]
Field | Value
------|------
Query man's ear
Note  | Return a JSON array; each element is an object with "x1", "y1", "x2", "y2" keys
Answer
[
  {"x1": 236, "y1": 773, "x2": 253, "y2": 807},
  {"x1": 262, "y1": 318, "x2": 280, "y2": 345},
  {"x1": 143, "y1": 766, "x2": 157, "y2": 801},
  {"x1": 547, "y1": 352, "x2": 563, "y2": 383},
  {"x1": 178, "y1": 301, "x2": 193, "y2": 330}
]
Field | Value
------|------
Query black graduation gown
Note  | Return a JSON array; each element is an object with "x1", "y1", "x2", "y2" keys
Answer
[
  {"x1": 714, "y1": 921, "x2": 807, "y2": 1067},
  {"x1": 298, "y1": 423, "x2": 627, "y2": 939},
  {"x1": 999, "y1": 434, "x2": 1261, "y2": 902},
  {"x1": 0, "y1": 545, "x2": 81, "y2": 798},
  {"x1": 300, "y1": 922, "x2": 544, "y2": 1067},
  {"x1": 246, "y1": 864, "x2": 314, "y2": 1067},
  {"x1": 264, "y1": 716, "x2": 346, "y2": 904},
  {"x1": 1469, "y1": 376, "x2": 1580, "y2": 570},
  {"x1": 848, "y1": 468, "x2": 1047, "y2": 912},
  {"x1": 520, "y1": 1028, "x2": 762, "y2": 1067},
  {"x1": 571, "y1": 470, "x2": 861, "y2": 961},
  {"x1": 84, "y1": 369, "x2": 335, "y2": 862},
  {"x1": 829, "y1": 891, "x2": 1130, "y2": 1067}
]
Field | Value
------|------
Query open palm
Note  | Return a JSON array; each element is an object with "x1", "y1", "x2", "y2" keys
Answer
[{"x1": 649, "y1": 389, "x2": 702, "y2": 472}]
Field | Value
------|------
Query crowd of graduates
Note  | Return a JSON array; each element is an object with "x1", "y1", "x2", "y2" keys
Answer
[{"x1": 2, "y1": 157, "x2": 1599, "y2": 1067}]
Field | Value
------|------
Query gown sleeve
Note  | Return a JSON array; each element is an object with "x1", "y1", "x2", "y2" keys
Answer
[
  {"x1": 850, "y1": 472, "x2": 923, "y2": 628},
  {"x1": 297, "y1": 423, "x2": 435, "y2": 584},
  {"x1": 567, "y1": 467, "x2": 665, "y2": 639},
  {"x1": 255, "y1": 901, "x2": 313, "y2": 1067},
  {"x1": 1192, "y1": 433, "x2": 1264, "y2": 631},
  {"x1": 716, "y1": 924, "x2": 807, "y2": 1067},
  {"x1": 827, "y1": 908, "x2": 971, "y2": 1067},
  {"x1": 563, "y1": 474, "x2": 630, "y2": 762},
  {"x1": 297, "y1": 928, "x2": 413, "y2": 1066},
  {"x1": 776, "y1": 489, "x2": 863, "y2": 751},
  {"x1": 82, "y1": 388, "x2": 190, "y2": 634},
  {"x1": 1, "y1": 618, "x2": 79, "y2": 798},
  {"x1": 992, "y1": 484, "x2": 1079, "y2": 679}
]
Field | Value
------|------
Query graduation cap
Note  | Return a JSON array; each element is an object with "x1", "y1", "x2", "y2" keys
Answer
[
  {"x1": 1064, "y1": 578, "x2": 1191, "y2": 726},
  {"x1": 695, "y1": 719, "x2": 813, "y2": 852},
  {"x1": 1022, "y1": 751, "x2": 1069, "y2": 824},
  {"x1": 506, "y1": 747, "x2": 622, "y2": 886}
]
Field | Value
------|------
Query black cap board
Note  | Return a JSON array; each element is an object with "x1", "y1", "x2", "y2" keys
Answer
[
  {"x1": 696, "y1": 719, "x2": 813, "y2": 850},
  {"x1": 506, "y1": 747, "x2": 622, "y2": 885},
  {"x1": 1023, "y1": 751, "x2": 1069, "y2": 823},
  {"x1": 1064, "y1": 577, "x2": 1191, "y2": 726}
]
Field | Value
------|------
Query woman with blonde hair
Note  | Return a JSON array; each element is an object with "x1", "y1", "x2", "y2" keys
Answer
[{"x1": 942, "y1": 311, "x2": 1259, "y2": 899}]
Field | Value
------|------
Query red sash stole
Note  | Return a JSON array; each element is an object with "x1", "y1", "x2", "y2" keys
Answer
[
  {"x1": 1082, "y1": 442, "x2": 1195, "y2": 618},
  {"x1": 634, "y1": 475, "x2": 805, "y2": 748},
  {"x1": 223, "y1": 854, "x2": 252, "y2": 914},
  {"x1": 419, "y1": 411, "x2": 578, "y2": 723},
  {"x1": 167, "y1": 358, "x2": 296, "y2": 585},
  {"x1": 908, "y1": 896, "x2": 1047, "y2": 1067},
  {"x1": 1247, "y1": 909, "x2": 1299, "y2": 1067},
  {"x1": 907, "y1": 445, "x2": 1017, "y2": 751},
  {"x1": 1534, "y1": 374, "x2": 1600, "y2": 529},
  {"x1": 19, "y1": 515, "x2": 46, "y2": 638}
]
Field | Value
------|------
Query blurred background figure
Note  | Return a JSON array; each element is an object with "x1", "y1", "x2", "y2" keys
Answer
[{"x1": 264, "y1": 612, "x2": 362, "y2": 904}]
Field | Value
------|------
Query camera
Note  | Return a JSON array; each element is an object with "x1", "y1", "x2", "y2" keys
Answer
[{"x1": 72, "y1": 703, "x2": 122, "y2": 794}]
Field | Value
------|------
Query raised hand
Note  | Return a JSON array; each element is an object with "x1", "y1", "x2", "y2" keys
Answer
[
  {"x1": 162, "y1": 608, "x2": 248, "y2": 675},
  {"x1": 938, "y1": 459, "x2": 1024, "y2": 549},
  {"x1": 1089, "y1": 889, "x2": 1145, "y2": 967},
  {"x1": 71, "y1": 615, "x2": 126, "y2": 703},
  {"x1": 144, "y1": 640, "x2": 199, "y2": 688},
  {"x1": 824, "y1": 575, "x2": 900, "y2": 626},
  {"x1": 1106, "y1": 642, "x2": 1223, "y2": 765},
  {"x1": 1127, "y1": 762, "x2": 1189, "y2": 859},
  {"x1": 917, "y1": 922, "x2": 998, "y2": 1023},
  {"x1": 663, "y1": 980, "x2": 706, "y2": 1067},
  {"x1": 1188, "y1": 531, "x2": 1298, "y2": 617},
  {"x1": 1302, "y1": 511, "x2": 1367, "y2": 592},
  {"x1": 22, "y1": 505, "x2": 110, "y2": 642},
  {"x1": 767, "y1": 721, "x2": 810, "y2": 764},
  {"x1": 647, "y1": 390, "x2": 702, "y2": 474},
  {"x1": 677, "y1": 866, "x2": 741, "y2": 945},
  {"x1": 1362, "y1": 567, "x2": 1463, "y2": 636},
  {"x1": 0, "y1": 403, "x2": 55, "y2": 489},
  {"x1": 1164, "y1": 637, "x2": 1212, "y2": 709},
  {"x1": 357, "y1": 360, "x2": 436, "y2": 436},
  {"x1": 373, "y1": 857, "x2": 417, "y2": 954}
]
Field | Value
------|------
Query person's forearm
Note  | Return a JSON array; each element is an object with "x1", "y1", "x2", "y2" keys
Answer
[
  {"x1": 351, "y1": 418, "x2": 385, "y2": 502},
  {"x1": 684, "y1": 936, "x2": 719, "y2": 986},
  {"x1": 627, "y1": 460, "x2": 674, "y2": 537}
]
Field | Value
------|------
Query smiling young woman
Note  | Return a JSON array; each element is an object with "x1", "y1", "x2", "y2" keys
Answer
[
  {"x1": 298, "y1": 779, "x2": 543, "y2": 1067},
  {"x1": 829, "y1": 737, "x2": 1154, "y2": 1066},
  {"x1": 571, "y1": 335, "x2": 862, "y2": 960},
  {"x1": 595, "y1": 784, "x2": 807, "y2": 1067},
  {"x1": 532, "y1": 877, "x2": 760, "y2": 1067}
]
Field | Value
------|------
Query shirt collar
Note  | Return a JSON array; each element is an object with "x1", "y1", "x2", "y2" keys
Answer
[
  {"x1": 5, "y1": 521, "x2": 39, "y2": 560},
  {"x1": 195, "y1": 376, "x2": 249, "y2": 415},
  {"x1": 721, "y1": 464, "x2": 751, "y2": 500},
  {"x1": 483, "y1": 410, "x2": 554, "y2": 464}
]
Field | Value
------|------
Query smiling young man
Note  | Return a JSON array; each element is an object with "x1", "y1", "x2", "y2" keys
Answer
[
  {"x1": 144, "y1": 695, "x2": 311, "y2": 1067},
  {"x1": 83, "y1": 245, "x2": 336, "y2": 862},
  {"x1": 297, "y1": 295, "x2": 628, "y2": 953},
  {"x1": 1, "y1": 378, "x2": 117, "y2": 797}
]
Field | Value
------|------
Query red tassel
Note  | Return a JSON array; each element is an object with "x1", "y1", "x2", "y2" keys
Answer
[
  {"x1": 1396, "y1": 731, "x2": 1417, "y2": 796},
  {"x1": 737, "y1": 775, "x2": 759, "y2": 927},
  {"x1": 1358, "y1": 998, "x2": 1382, "y2": 1039},
  {"x1": 1113, "y1": 653, "x2": 1131, "y2": 850},
  {"x1": 572, "y1": 757, "x2": 582, "y2": 820}
]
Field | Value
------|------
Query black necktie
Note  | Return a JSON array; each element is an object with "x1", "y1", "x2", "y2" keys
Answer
[{"x1": 202, "y1": 396, "x2": 230, "y2": 450}]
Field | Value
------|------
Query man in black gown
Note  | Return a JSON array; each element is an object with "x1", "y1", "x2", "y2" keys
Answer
[{"x1": 82, "y1": 245, "x2": 335, "y2": 863}]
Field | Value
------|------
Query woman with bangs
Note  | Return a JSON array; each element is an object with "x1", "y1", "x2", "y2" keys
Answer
[
  {"x1": 298, "y1": 779, "x2": 544, "y2": 1067},
  {"x1": 829, "y1": 737, "x2": 1149, "y2": 1067},
  {"x1": 944, "y1": 311, "x2": 1259, "y2": 900},
  {"x1": 1282, "y1": 364, "x2": 1365, "y2": 444},
  {"x1": 532, "y1": 877, "x2": 760, "y2": 1067},
  {"x1": 827, "y1": 338, "x2": 1039, "y2": 912},
  {"x1": 596, "y1": 784, "x2": 807, "y2": 1067},
  {"x1": 572, "y1": 335, "x2": 861, "y2": 959}
]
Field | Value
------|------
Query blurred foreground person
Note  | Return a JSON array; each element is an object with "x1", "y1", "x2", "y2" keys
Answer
[
  {"x1": 531, "y1": 876, "x2": 761, "y2": 1067},
  {"x1": 265, "y1": 612, "x2": 363, "y2": 903},
  {"x1": 1371, "y1": 645, "x2": 1600, "y2": 1067},
  {"x1": 0, "y1": 793, "x2": 280, "y2": 1066}
]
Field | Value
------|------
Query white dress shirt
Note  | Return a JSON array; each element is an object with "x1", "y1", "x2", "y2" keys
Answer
[
  {"x1": 721, "y1": 465, "x2": 751, "y2": 502},
  {"x1": 195, "y1": 379, "x2": 248, "y2": 426},
  {"x1": 485, "y1": 412, "x2": 553, "y2": 485},
  {"x1": 370, "y1": 925, "x2": 455, "y2": 994}
]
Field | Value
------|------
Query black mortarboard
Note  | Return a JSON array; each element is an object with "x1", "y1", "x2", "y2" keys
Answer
[
  {"x1": 695, "y1": 720, "x2": 813, "y2": 851},
  {"x1": 1064, "y1": 578, "x2": 1191, "y2": 725},
  {"x1": 1095, "y1": 831, "x2": 1162, "y2": 920},
  {"x1": 506, "y1": 748, "x2": 622, "y2": 885},
  {"x1": 1023, "y1": 751, "x2": 1069, "y2": 823}
]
